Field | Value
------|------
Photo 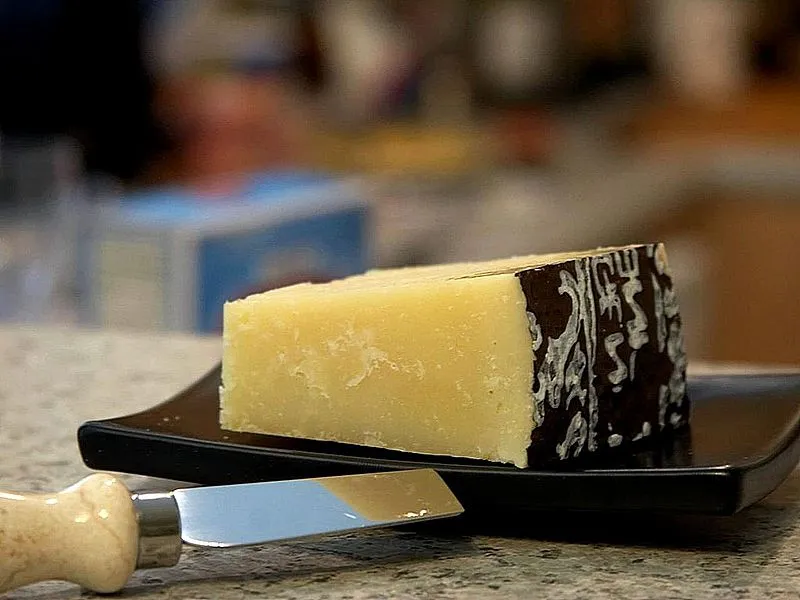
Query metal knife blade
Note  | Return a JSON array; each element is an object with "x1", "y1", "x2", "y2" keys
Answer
[
  {"x1": 169, "y1": 469, "x2": 463, "y2": 548},
  {"x1": 132, "y1": 469, "x2": 464, "y2": 568}
]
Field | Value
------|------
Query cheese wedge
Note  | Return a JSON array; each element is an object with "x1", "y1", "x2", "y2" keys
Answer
[{"x1": 220, "y1": 243, "x2": 688, "y2": 468}]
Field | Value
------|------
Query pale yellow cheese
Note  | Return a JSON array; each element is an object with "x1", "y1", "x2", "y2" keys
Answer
[
  {"x1": 220, "y1": 244, "x2": 674, "y2": 468},
  {"x1": 221, "y1": 271, "x2": 535, "y2": 467}
]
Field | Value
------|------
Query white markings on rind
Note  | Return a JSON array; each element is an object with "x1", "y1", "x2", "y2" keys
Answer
[
  {"x1": 532, "y1": 269, "x2": 588, "y2": 415},
  {"x1": 532, "y1": 258, "x2": 598, "y2": 456},
  {"x1": 528, "y1": 244, "x2": 688, "y2": 459},
  {"x1": 658, "y1": 384, "x2": 669, "y2": 429},
  {"x1": 663, "y1": 285, "x2": 680, "y2": 319},
  {"x1": 556, "y1": 412, "x2": 588, "y2": 460},
  {"x1": 652, "y1": 272, "x2": 667, "y2": 353},
  {"x1": 616, "y1": 249, "x2": 649, "y2": 351},
  {"x1": 591, "y1": 255, "x2": 623, "y2": 323},
  {"x1": 633, "y1": 421, "x2": 652, "y2": 442},
  {"x1": 605, "y1": 332, "x2": 627, "y2": 386},
  {"x1": 527, "y1": 311, "x2": 543, "y2": 352},
  {"x1": 527, "y1": 310, "x2": 546, "y2": 426},
  {"x1": 578, "y1": 260, "x2": 599, "y2": 452},
  {"x1": 654, "y1": 243, "x2": 668, "y2": 275},
  {"x1": 667, "y1": 321, "x2": 687, "y2": 409}
]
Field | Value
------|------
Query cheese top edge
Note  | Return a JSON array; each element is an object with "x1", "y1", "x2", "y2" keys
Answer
[{"x1": 227, "y1": 243, "x2": 661, "y2": 305}]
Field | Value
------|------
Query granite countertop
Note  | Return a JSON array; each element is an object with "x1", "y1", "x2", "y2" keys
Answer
[{"x1": 2, "y1": 326, "x2": 800, "y2": 599}]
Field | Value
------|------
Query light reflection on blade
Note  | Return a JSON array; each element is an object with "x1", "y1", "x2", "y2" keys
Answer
[{"x1": 172, "y1": 469, "x2": 463, "y2": 548}]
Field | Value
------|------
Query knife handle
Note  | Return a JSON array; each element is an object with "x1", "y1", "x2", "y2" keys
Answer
[{"x1": 0, "y1": 473, "x2": 138, "y2": 594}]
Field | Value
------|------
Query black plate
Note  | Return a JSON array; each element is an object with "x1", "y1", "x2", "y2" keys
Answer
[{"x1": 78, "y1": 365, "x2": 800, "y2": 516}]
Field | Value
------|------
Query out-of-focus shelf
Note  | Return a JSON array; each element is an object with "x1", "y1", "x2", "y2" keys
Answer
[
  {"x1": 624, "y1": 81, "x2": 800, "y2": 151},
  {"x1": 309, "y1": 124, "x2": 496, "y2": 176},
  {"x1": 307, "y1": 106, "x2": 560, "y2": 176}
]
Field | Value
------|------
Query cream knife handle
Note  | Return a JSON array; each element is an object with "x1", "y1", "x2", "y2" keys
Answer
[{"x1": 0, "y1": 473, "x2": 139, "y2": 594}]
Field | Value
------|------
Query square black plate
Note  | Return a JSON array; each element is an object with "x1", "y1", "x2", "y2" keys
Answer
[{"x1": 78, "y1": 365, "x2": 800, "y2": 516}]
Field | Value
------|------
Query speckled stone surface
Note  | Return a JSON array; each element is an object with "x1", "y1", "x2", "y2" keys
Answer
[{"x1": 2, "y1": 325, "x2": 800, "y2": 599}]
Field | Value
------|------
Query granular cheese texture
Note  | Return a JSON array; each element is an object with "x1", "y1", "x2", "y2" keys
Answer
[{"x1": 220, "y1": 243, "x2": 688, "y2": 468}]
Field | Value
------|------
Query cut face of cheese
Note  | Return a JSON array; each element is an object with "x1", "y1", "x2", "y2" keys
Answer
[
  {"x1": 220, "y1": 243, "x2": 688, "y2": 468},
  {"x1": 221, "y1": 273, "x2": 534, "y2": 467}
]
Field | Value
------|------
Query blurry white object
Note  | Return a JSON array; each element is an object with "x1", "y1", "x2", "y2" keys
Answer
[
  {"x1": 475, "y1": 0, "x2": 560, "y2": 95},
  {"x1": 316, "y1": 0, "x2": 412, "y2": 123},
  {"x1": 0, "y1": 136, "x2": 96, "y2": 324},
  {"x1": 652, "y1": 0, "x2": 751, "y2": 102},
  {"x1": 147, "y1": 0, "x2": 297, "y2": 76}
]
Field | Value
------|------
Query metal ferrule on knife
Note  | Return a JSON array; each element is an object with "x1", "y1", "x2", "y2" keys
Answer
[{"x1": 132, "y1": 492, "x2": 183, "y2": 569}]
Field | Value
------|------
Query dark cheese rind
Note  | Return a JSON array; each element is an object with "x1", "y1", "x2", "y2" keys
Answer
[{"x1": 518, "y1": 243, "x2": 688, "y2": 465}]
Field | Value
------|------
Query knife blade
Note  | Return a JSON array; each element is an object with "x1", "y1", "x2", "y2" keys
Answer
[{"x1": 0, "y1": 469, "x2": 463, "y2": 594}]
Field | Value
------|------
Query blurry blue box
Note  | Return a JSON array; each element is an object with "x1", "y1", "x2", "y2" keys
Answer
[{"x1": 80, "y1": 172, "x2": 371, "y2": 332}]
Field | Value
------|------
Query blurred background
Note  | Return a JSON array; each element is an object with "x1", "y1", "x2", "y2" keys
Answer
[{"x1": 1, "y1": 0, "x2": 800, "y2": 364}]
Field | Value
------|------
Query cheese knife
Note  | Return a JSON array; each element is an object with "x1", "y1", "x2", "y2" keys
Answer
[{"x1": 0, "y1": 468, "x2": 463, "y2": 593}]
